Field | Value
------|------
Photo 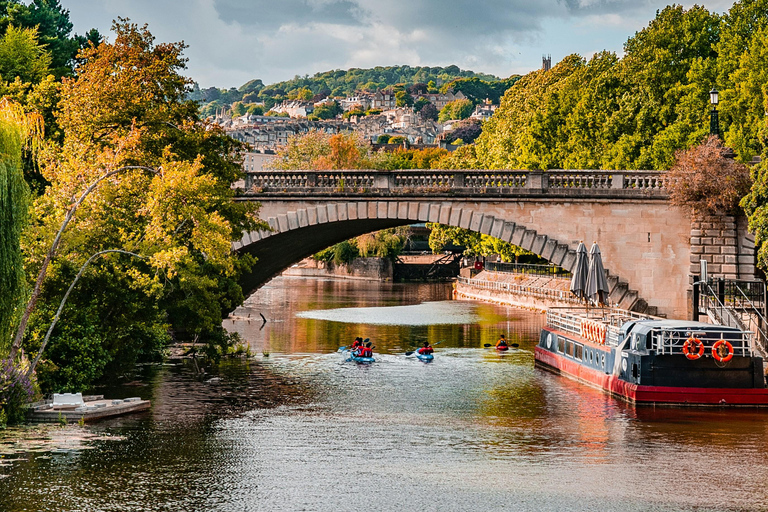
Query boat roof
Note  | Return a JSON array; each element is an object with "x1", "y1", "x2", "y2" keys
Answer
[{"x1": 624, "y1": 319, "x2": 743, "y2": 335}]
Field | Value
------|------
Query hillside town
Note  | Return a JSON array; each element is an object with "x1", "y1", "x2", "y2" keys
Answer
[{"x1": 212, "y1": 87, "x2": 497, "y2": 167}]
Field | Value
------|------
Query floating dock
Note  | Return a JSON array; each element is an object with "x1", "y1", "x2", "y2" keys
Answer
[{"x1": 27, "y1": 394, "x2": 151, "y2": 423}]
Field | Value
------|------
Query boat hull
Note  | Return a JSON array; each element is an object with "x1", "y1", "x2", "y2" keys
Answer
[
  {"x1": 344, "y1": 350, "x2": 375, "y2": 364},
  {"x1": 416, "y1": 352, "x2": 434, "y2": 362},
  {"x1": 536, "y1": 328, "x2": 768, "y2": 406},
  {"x1": 496, "y1": 346, "x2": 509, "y2": 352}
]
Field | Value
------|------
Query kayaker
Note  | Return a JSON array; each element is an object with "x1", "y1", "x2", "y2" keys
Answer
[
  {"x1": 351, "y1": 337, "x2": 363, "y2": 350},
  {"x1": 496, "y1": 335, "x2": 508, "y2": 349},
  {"x1": 417, "y1": 341, "x2": 433, "y2": 355}
]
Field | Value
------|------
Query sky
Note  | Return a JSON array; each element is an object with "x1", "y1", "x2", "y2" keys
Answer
[{"x1": 65, "y1": 0, "x2": 737, "y2": 89}]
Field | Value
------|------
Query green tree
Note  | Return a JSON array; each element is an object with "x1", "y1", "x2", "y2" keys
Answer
[
  {"x1": 0, "y1": 100, "x2": 41, "y2": 352},
  {"x1": 413, "y1": 97, "x2": 430, "y2": 113},
  {"x1": 395, "y1": 90, "x2": 413, "y2": 107},
  {"x1": 311, "y1": 100, "x2": 341, "y2": 120},
  {"x1": 438, "y1": 98, "x2": 473, "y2": 123},
  {"x1": 19, "y1": 20, "x2": 264, "y2": 388},
  {"x1": 0, "y1": 25, "x2": 51, "y2": 84}
]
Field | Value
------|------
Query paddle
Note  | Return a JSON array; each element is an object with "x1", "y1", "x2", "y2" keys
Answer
[
  {"x1": 484, "y1": 342, "x2": 519, "y2": 348},
  {"x1": 406, "y1": 340, "x2": 444, "y2": 356}
]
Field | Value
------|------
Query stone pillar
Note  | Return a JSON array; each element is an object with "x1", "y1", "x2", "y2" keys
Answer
[
  {"x1": 689, "y1": 212, "x2": 743, "y2": 281},
  {"x1": 527, "y1": 171, "x2": 545, "y2": 190}
]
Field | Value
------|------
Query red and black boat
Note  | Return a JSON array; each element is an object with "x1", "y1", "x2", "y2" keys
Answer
[{"x1": 535, "y1": 308, "x2": 768, "y2": 406}]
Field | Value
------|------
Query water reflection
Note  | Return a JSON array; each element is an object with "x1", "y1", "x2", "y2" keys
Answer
[{"x1": 3, "y1": 277, "x2": 768, "y2": 511}]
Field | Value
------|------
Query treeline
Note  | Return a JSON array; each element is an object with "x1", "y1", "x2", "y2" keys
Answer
[
  {"x1": 441, "y1": 3, "x2": 768, "y2": 171},
  {"x1": 0, "y1": 10, "x2": 263, "y2": 411},
  {"x1": 189, "y1": 64, "x2": 506, "y2": 117}
]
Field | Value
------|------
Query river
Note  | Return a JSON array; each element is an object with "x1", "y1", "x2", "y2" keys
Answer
[{"x1": 2, "y1": 276, "x2": 768, "y2": 511}]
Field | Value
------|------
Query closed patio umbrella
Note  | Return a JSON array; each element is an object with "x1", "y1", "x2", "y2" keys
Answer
[
  {"x1": 570, "y1": 242, "x2": 589, "y2": 300},
  {"x1": 586, "y1": 242, "x2": 610, "y2": 306}
]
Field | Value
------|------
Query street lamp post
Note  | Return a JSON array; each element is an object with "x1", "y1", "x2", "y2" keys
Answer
[{"x1": 709, "y1": 87, "x2": 719, "y2": 137}]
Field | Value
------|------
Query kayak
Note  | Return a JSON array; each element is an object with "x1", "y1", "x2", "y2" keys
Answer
[
  {"x1": 344, "y1": 350, "x2": 375, "y2": 364},
  {"x1": 496, "y1": 345, "x2": 509, "y2": 352},
  {"x1": 415, "y1": 351, "x2": 434, "y2": 362}
]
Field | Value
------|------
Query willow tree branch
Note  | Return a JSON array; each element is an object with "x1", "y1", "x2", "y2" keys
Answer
[
  {"x1": 9, "y1": 165, "x2": 159, "y2": 360},
  {"x1": 26, "y1": 249, "x2": 145, "y2": 377}
]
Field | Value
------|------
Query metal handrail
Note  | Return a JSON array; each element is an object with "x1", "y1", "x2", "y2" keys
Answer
[{"x1": 484, "y1": 262, "x2": 571, "y2": 278}]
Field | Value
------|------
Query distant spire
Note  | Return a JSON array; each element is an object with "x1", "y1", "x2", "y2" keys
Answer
[{"x1": 542, "y1": 54, "x2": 552, "y2": 72}]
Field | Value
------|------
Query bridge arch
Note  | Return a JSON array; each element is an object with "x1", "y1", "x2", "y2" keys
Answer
[{"x1": 234, "y1": 200, "x2": 652, "y2": 314}]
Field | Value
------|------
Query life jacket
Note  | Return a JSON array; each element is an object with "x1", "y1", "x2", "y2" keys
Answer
[
  {"x1": 497, "y1": 339, "x2": 508, "y2": 347},
  {"x1": 418, "y1": 347, "x2": 433, "y2": 355},
  {"x1": 359, "y1": 347, "x2": 372, "y2": 358}
]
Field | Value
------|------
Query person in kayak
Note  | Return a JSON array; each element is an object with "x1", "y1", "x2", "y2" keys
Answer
[
  {"x1": 496, "y1": 335, "x2": 508, "y2": 349},
  {"x1": 417, "y1": 341, "x2": 433, "y2": 355},
  {"x1": 351, "y1": 337, "x2": 363, "y2": 350}
]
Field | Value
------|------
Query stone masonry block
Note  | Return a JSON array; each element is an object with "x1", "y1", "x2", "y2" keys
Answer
[
  {"x1": 307, "y1": 207, "x2": 318, "y2": 225},
  {"x1": 287, "y1": 211, "x2": 299, "y2": 230},
  {"x1": 317, "y1": 206, "x2": 328, "y2": 224},
  {"x1": 408, "y1": 202, "x2": 419, "y2": 220},
  {"x1": 387, "y1": 202, "x2": 398, "y2": 219},
  {"x1": 721, "y1": 246, "x2": 737, "y2": 255},
  {"x1": 700, "y1": 237, "x2": 713, "y2": 245},
  {"x1": 704, "y1": 246, "x2": 721, "y2": 254},
  {"x1": 490, "y1": 218, "x2": 504, "y2": 239},
  {"x1": 724, "y1": 255, "x2": 738, "y2": 264},
  {"x1": 327, "y1": 204, "x2": 338, "y2": 223},
  {"x1": 690, "y1": 237, "x2": 701, "y2": 245},
  {"x1": 722, "y1": 264, "x2": 738, "y2": 274},
  {"x1": 439, "y1": 205, "x2": 451, "y2": 225},
  {"x1": 368, "y1": 201, "x2": 380, "y2": 219},
  {"x1": 712, "y1": 255, "x2": 724, "y2": 264},
  {"x1": 397, "y1": 201, "x2": 409, "y2": 220},
  {"x1": 550, "y1": 244, "x2": 569, "y2": 266},
  {"x1": 533, "y1": 234, "x2": 548, "y2": 255},
  {"x1": 337, "y1": 204, "x2": 348, "y2": 222},
  {"x1": 346, "y1": 203, "x2": 358, "y2": 221},
  {"x1": 690, "y1": 245, "x2": 704, "y2": 254},
  {"x1": 511, "y1": 226, "x2": 526, "y2": 246},
  {"x1": 459, "y1": 209, "x2": 472, "y2": 229},
  {"x1": 428, "y1": 204, "x2": 441, "y2": 223},
  {"x1": 267, "y1": 217, "x2": 279, "y2": 231},
  {"x1": 277, "y1": 214, "x2": 289, "y2": 232},
  {"x1": 521, "y1": 230, "x2": 537, "y2": 251},
  {"x1": 500, "y1": 222, "x2": 515, "y2": 242},
  {"x1": 542, "y1": 239, "x2": 558, "y2": 260},
  {"x1": 469, "y1": 212, "x2": 483, "y2": 232},
  {"x1": 561, "y1": 250, "x2": 576, "y2": 272},
  {"x1": 690, "y1": 229, "x2": 703, "y2": 237},
  {"x1": 480, "y1": 215, "x2": 494, "y2": 235},
  {"x1": 357, "y1": 202, "x2": 368, "y2": 220},
  {"x1": 449, "y1": 207, "x2": 462, "y2": 227},
  {"x1": 417, "y1": 203, "x2": 429, "y2": 221},
  {"x1": 297, "y1": 209, "x2": 309, "y2": 228}
]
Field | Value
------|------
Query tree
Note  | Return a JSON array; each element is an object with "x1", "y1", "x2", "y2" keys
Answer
[
  {"x1": 0, "y1": 25, "x2": 51, "y2": 84},
  {"x1": 669, "y1": 135, "x2": 750, "y2": 215},
  {"x1": 311, "y1": 100, "x2": 341, "y2": 120},
  {"x1": 438, "y1": 99, "x2": 473, "y2": 123},
  {"x1": 0, "y1": 99, "x2": 41, "y2": 352},
  {"x1": 395, "y1": 90, "x2": 413, "y2": 107},
  {"x1": 420, "y1": 103, "x2": 438, "y2": 121},
  {"x1": 413, "y1": 97, "x2": 430, "y2": 113},
  {"x1": 18, "y1": 20, "x2": 264, "y2": 388},
  {"x1": 376, "y1": 134, "x2": 391, "y2": 144}
]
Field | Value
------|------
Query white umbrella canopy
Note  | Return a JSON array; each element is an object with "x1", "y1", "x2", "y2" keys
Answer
[
  {"x1": 586, "y1": 242, "x2": 610, "y2": 306},
  {"x1": 570, "y1": 242, "x2": 589, "y2": 300}
]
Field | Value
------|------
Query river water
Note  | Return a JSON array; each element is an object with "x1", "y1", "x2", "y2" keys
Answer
[{"x1": 3, "y1": 276, "x2": 768, "y2": 511}]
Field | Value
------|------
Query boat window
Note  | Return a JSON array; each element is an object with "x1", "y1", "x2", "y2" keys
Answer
[
  {"x1": 589, "y1": 350, "x2": 593, "y2": 363},
  {"x1": 566, "y1": 340, "x2": 574, "y2": 357},
  {"x1": 601, "y1": 354, "x2": 606, "y2": 369},
  {"x1": 574, "y1": 344, "x2": 583, "y2": 361},
  {"x1": 632, "y1": 363, "x2": 639, "y2": 379},
  {"x1": 558, "y1": 337, "x2": 565, "y2": 353}
]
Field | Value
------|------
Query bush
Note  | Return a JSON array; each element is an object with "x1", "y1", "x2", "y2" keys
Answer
[
  {"x1": 668, "y1": 135, "x2": 751, "y2": 215},
  {"x1": 0, "y1": 358, "x2": 37, "y2": 425}
]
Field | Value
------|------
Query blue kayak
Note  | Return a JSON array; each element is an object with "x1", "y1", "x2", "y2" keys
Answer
[
  {"x1": 344, "y1": 350, "x2": 375, "y2": 364},
  {"x1": 415, "y1": 351, "x2": 434, "y2": 362}
]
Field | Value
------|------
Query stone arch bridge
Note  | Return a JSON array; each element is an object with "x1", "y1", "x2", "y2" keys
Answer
[{"x1": 234, "y1": 169, "x2": 757, "y2": 320}]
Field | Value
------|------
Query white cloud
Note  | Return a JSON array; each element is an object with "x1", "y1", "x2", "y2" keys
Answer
[{"x1": 64, "y1": 0, "x2": 740, "y2": 88}]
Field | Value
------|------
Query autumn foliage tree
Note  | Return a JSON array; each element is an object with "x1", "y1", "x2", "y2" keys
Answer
[
  {"x1": 19, "y1": 20, "x2": 264, "y2": 390},
  {"x1": 668, "y1": 135, "x2": 751, "y2": 215}
]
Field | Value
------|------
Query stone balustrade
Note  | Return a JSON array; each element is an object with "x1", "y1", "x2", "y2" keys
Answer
[{"x1": 243, "y1": 169, "x2": 667, "y2": 197}]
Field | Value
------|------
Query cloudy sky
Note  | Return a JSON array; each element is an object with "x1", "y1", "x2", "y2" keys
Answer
[{"x1": 65, "y1": 0, "x2": 736, "y2": 89}]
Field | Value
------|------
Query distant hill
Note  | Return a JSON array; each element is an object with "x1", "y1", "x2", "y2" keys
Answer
[{"x1": 189, "y1": 65, "x2": 509, "y2": 117}]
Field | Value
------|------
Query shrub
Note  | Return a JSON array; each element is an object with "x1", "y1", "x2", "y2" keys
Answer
[
  {"x1": 0, "y1": 358, "x2": 37, "y2": 425},
  {"x1": 668, "y1": 135, "x2": 751, "y2": 215}
]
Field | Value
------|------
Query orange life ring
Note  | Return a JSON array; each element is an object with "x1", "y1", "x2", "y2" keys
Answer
[
  {"x1": 598, "y1": 324, "x2": 606, "y2": 344},
  {"x1": 683, "y1": 337, "x2": 704, "y2": 360},
  {"x1": 712, "y1": 339, "x2": 734, "y2": 363}
]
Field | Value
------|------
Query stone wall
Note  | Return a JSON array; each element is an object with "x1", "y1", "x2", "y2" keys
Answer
[
  {"x1": 282, "y1": 257, "x2": 393, "y2": 281},
  {"x1": 689, "y1": 213, "x2": 757, "y2": 280}
]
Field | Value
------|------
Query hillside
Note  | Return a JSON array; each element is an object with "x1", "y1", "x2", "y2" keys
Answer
[{"x1": 190, "y1": 64, "x2": 507, "y2": 116}]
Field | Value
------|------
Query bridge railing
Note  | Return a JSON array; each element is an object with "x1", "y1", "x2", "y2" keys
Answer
[
  {"x1": 244, "y1": 169, "x2": 667, "y2": 195},
  {"x1": 484, "y1": 262, "x2": 571, "y2": 278}
]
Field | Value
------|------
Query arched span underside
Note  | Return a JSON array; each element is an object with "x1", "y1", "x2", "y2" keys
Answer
[{"x1": 234, "y1": 201, "x2": 652, "y2": 314}]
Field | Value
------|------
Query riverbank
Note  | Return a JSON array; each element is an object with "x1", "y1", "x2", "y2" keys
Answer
[
  {"x1": 281, "y1": 257, "x2": 393, "y2": 281},
  {"x1": 454, "y1": 269, "x2": 580, "y2": 311}
]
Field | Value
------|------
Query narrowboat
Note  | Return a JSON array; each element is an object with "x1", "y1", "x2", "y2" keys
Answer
[{"x1": 536, "y1": 308, "x2": 768, "y2": 406}]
